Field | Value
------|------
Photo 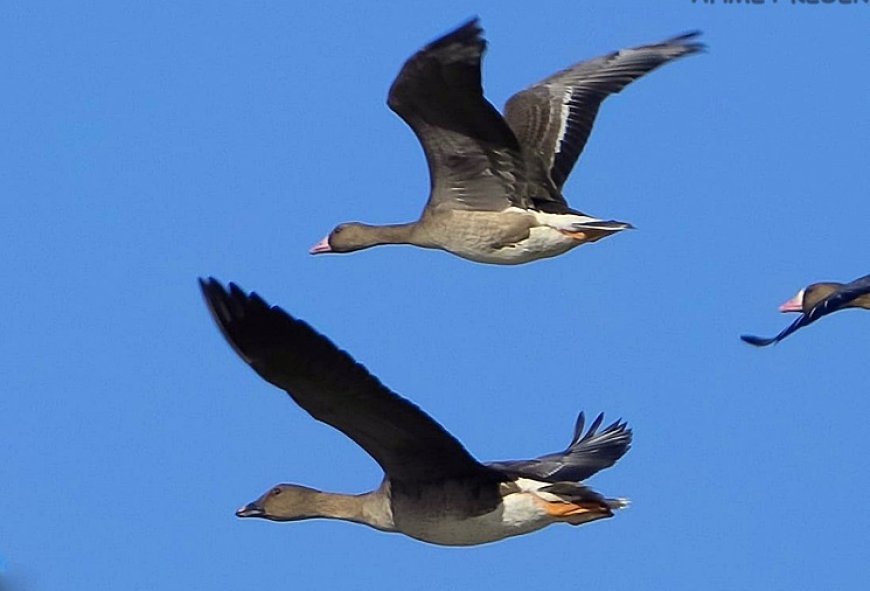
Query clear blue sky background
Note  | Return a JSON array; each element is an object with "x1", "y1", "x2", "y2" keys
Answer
[{"x1": 2, "y1": 1, "x2": 869, "y2": 589}]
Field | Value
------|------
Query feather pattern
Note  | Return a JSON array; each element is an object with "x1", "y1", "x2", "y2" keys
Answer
[
  {"x1": 504, "y1": 32, "x2": 704, "y2": 190},
  {"x1": 387, "y1": 19, "x2": 533, "y2": 214},
  {"x1": 486, "y1": 412, "x2": 632, "y2": 482},
  {"x1": 199, "y1": 278, "x2": 495, "y2": 483}
]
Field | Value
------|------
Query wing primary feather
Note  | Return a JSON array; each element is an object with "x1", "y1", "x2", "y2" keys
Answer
[
  {"x1": 570, "y1": 411, "x2": 586, "y2": 445},
  {"x1": 503, "y1": 31, "x2": 704, "y2": 190},
  {"x1": 198, "y1": 277, "x2": 492, "y2": 483},
  {"x1": 740, "y1": 314, "x2": 809, "y2": 347},
  {"x1": 485, "y1": 411, "x2": 631, "y2": 483}
]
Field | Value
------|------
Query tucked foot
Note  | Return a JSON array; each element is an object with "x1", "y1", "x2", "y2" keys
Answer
[
  {"x1": 558, "y1": 228, "x2": 622, "y2": 244},
  {"x1": 537, "y1": 498, "x2": 624, "y2": 525},
  {"x1": 559, "y1": 230, "x2": 588, "y2": 241}
]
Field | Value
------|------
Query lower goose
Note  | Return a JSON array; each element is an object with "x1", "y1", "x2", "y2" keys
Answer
[
  {"x1": 741, "y1": 273, "x2": 870, "y2": 347},
  {"x1": 199, "y1": 278, "x2": 631, "y2": 545}
]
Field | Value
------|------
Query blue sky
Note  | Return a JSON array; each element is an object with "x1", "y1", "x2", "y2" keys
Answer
[{"x1": 2, "y1": 1, "x2": 869, "y2": 589}]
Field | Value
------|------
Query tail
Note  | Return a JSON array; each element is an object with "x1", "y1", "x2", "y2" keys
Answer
[
  {"x1": 535, "y1": 210, "x2": 634, "y2": 233},
  {"x1": 572, "y1": 219, "x2": 635, "y2": 232}
]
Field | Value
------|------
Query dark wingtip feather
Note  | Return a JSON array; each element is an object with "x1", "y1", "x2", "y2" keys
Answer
[
  {"x1": 199, "y1": 277, "x2": 238, "y2": 344},
  {"x1": 668, "y1": 30, "x2": 703, "y2": 43},
  {"x1": 740, "y1": 334, "x2": 776, "y2": 347},
  {"x1": 199, "y1": 277, "x2": 230, "y2": 326},
  {"x1": 741, "y1": 314, "x2": 810, "y2": 349},
  {"x1": 485, "y1": 411, "x2": 631, "y2": 482},
  {"x1": 459, "y1": 16, "x2": 481, "y2": 31},
  {"x1": 198, "y1": 277, "x2": 278, "y2": 364},
  {"x1": 571, "y1": 411, "x2": 586, "y2": 444},
  {"x1": 570, "y1": 412, "x2": 612, "y2": 448},
  {"x1": 455, "y1": 16, "x2": 482, "y2": 37},
  {"x1": 671, "y1": 30, "x2": 702, "y2": 40},
  {"x1": 198, "y1": 276, "x2": 218, "y2": 297},
  {"x1": 662, "y1": 30, "x2": 706, "y2": 54},
  {"x1": 585, "y1": 412, "x2": 604, "y2": 438},
  {"x1": 423, "y1": 17, "x2": 484, "y2": 52},
  {"x1": 569, "y1": 413, "x2": 632, "y2": 458}
]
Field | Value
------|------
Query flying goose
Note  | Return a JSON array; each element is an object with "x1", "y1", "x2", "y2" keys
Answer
[
  {"x1": 741, "y1": 274, "x2": 870, "y2": 347},
  {"x1": 311, "y1": 19, "x2": 703, "y2": 264},
  {"x1": 200, "y1": 278, "x2": 631, "y2": 545}
]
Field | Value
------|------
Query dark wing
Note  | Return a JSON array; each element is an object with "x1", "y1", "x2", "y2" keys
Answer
[
  {"x1": 835, "y1": 274, "x2": 870, "y2": 302},
  {"x1": 740, "y1": 315, "x2": 811, "y2": 347},
  {"x1": 803, "y1": 274, "x2": 870, "y2": 322},
  {"x1": 387, "y1": 19, "x2": 531, "y2": 213},
  {"x1": 504, "y1": 32, "x2": 704, "y2": 190},
  {"x1": 485, "y1": 412, "x2": 631, "y2": 482},
  {"x1": 742, "y1": 274, "x2": 870, "y2": 347},
  {"x1": 200, "y1": 278, "x2": 493, "y2": 483}
]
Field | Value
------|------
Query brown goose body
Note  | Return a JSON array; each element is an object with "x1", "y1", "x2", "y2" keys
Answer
[
  {"x1": 200, "y1": 278, "x2": 631, "y2": 545},
  {"x1": 311, "y1": 19, "x2": 703, "y2": 265}
]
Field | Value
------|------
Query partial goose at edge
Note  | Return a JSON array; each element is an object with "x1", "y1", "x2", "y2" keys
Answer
[
  {"x1": 199, "y1": 277, "x2": 631, "y2": 546},
  {"x1": 741, "y1": 273, "x2": 870, "y2": 347},
  {"x1": 311, "y1": 19, "x2": 703, "y2": 265}
]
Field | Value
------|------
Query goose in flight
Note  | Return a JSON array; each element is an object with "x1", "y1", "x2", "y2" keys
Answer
[
  {"x1": 741, "y1": 274, "x2": 870, "y2": 347},
  {"x1": 311, "y1": 19, "x2": 703, "y2": 264},
  {"x1": 200, "y1": 278, "x2": 631, "y2": 545}
]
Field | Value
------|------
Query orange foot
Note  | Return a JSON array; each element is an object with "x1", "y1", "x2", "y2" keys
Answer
[
  {"x1": 539, "y1": 500, "x2": 612, "y2": 525},
  {"x1": 559, "y1": 230, "x2": 588, "y2": 241}
]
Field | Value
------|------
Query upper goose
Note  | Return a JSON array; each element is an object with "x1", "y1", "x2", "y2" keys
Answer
[
  {"x1": 311, "y1": 19, "x2": 703, "y2": 265},
  {"x1": 200, "y1": 278, "x2": 631, "y2": 545},
  {"x1": 741, "y1": 273, "x2": 870, "y2": 347}
]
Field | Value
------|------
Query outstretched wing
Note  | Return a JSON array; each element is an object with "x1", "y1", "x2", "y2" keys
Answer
[
  {"x1": 387, "y1": 19, "x2": 530, "y2": 213},
  {"x1": 742, "y1": 274, "x2": 870, "y2": 347},
  {"x1": 200, "y1": 278, "x2": 493, "y2": 483},
  {"x1": 486, "y1": 412, "x2": 631, "y2": 482},
  {"x1": 504, "y1": 32, "x2": 704, "y2": 190},
  {"x1": 740, "y1": 315, "x2": 811, "y2": 347}
]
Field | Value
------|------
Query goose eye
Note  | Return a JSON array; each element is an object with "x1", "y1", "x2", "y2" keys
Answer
[{"x1": 272, "y1": 488, "x2": 282, "y2": 496}]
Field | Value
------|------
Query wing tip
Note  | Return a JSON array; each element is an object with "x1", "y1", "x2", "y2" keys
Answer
[
  {"x1": 570, "y1": 410, "x2": 632, "y2": 449},
  {"x1": 740, "y1": 334, "x2": 776, "y2": 347},
  {"x1": 665, "y1": 30, "x2": 706, "y2": 54},
  {"x1": 198, "y1": 276, "x2": 230, "y2": 327},
  {"x1": 198, "y1": 277, "x2": 286, "y2": 360},
  {"x1": 423, "y1": 17, "x2": 484, "y2": 53},
  {"x1": 668, "y1": 30, "x2": 703, "y2": 42}
]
